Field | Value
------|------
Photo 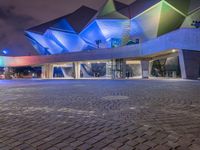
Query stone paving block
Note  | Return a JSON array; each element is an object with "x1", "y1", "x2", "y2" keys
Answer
[
  {"x1": 124, "y1": 134, "x2": 138, "y2": 140},
  {"x1": 92, "y1": 138, "x2": 114, "y2": 149},
  {"x1": 31, "y1": 140, "x2": 46, "y2": 148},
  {"x1": 189, "y1": 144, "x2": 200, "y2": 150},
  {"x1": 154, "y1": 145, "x2": 171, "y2": 150},
  {"x1": 115, "y1": 137, "x2": 129, "y2": 144},
  {"x1": 135, "y1": 144, "x2": 151, "y2": 150},
  {"x1": 118, "y1": 145, "x2": 134, "y2": 150},
  {"x1": 46, "y1": 147, "x2": 58, "y2": 150},
  {"x1": 70, "y1": 141, "x2": 84, "y2": 148},
  {"x1": 77, "y1": 143, "x2": 92, "y2": 150},
  {"x1": 109, "y1": 141, "x2": 124, "y2": 149},
  {"x1": 165, "y1": 141, "x2": 180, "y2": 149},
  {"x1": 61, "y1": 146, "x2": 75, "y2": 150},
  {"x1": 144, "y1": 141, "x2": 158, "y2": 148},
  {"x1": 126, "y1": 140, "x2": 140, "y2": 147},
  {"x1": 102, "y1": 146, "x2": 116, "y2": 150}
]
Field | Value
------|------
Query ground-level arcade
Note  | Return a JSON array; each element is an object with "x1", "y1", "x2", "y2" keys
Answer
[{"x1": 40, "y1": 49, "x2": 200, "y2": 80}]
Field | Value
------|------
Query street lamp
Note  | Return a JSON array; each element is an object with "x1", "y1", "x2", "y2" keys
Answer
[{"x1": 1, "y1": 49, "x2": 8, "y2": 55}]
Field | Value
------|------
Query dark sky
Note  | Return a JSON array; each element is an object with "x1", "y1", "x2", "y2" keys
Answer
[{"x1": 0, "y1": 0, "x2": 135, "y2": 56}]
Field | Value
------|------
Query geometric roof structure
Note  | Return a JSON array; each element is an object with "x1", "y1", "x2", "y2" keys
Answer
[{"x1": 25, "y1": 0, "x2": 197, "y2": 55}]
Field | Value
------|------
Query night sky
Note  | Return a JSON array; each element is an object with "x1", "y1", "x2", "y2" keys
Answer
[{"x1": 0, "y1": 0, "x2": 135, "y2": 56}]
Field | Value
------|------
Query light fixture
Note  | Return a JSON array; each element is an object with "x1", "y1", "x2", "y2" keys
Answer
[
  {"x1": 172, "y1": 49, "x2": 176, "y2": 53},
  {"x1": 2, "y1": 49, "x2": 8, "y2": 55}
]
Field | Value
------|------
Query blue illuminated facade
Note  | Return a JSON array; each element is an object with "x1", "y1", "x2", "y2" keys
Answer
[
  {"x1": 25, "y1": 0, "x2": 133, "y2": 55},
  {"x1": 22, "y1": 0, "x2": 200, "y2": 80}
]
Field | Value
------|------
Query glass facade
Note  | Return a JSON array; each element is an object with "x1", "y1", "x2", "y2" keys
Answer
[
  {"x1": 112, "y1": 59, "x2": 142, "y2": 79},
  {"x1": 52, "y1": 63, "x2": 74, "y2": 79},
  {"x1": 80, "y1": 61, "x2": 112, "y2": 79},
  {"x1": 150, "y1": 55, "x2": 181, "y2": 78},
  {"x1": 45, "y1": 59, "x2": 143, "y2": 79}
]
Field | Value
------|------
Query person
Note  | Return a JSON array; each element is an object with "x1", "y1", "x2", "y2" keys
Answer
[
  {"x1": 126, "y1": 71, "x2": 130, "y2": 79},
  {"x1": 127, "y1": 71, "x2": 130, "y2": 79}
]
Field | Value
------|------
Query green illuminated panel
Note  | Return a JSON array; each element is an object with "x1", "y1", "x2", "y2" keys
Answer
[
  {"x1": 164, "y1": 0, "x2": 190, "y2": 15},
  {"x1": 98, "y1": 11, "x2": 128, "y2": 19},
  {"x1": 158, "y1": 2, "x2": 185, "y2": 36},
  {"x1": 98, "y1": 0, "x2": 116, "y2": 17}
]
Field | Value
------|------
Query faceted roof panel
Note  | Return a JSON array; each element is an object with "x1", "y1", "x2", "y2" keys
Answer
[
  {"x1": 114, "y1": 0, "x2": 128, "y2": 11},
  {"x1": 65, "y1": 6, "x2": 98, "y2": 33},
  {"x1": 165, "y1": 0, "x2": 191, "y2": 15},
  {"x1": 118, "y1": 7, "x2": 131, "y2": 18},
  {"x1": 27, "y1": 20, "x2": 58, "y2": 34},
  {"x1": 26, "y1": 31, "x2": 64, "y2": 54},
  {"x1": 129, "y1": 0, "x2": 161, "y2": 18},
  {"x1": 96, "y1": 19, "x2": 130, "y2": 39},
  {"x1": 157, "y1": 2, "x2": 185, "y2": 36},
  {"x1": 97, "y1": 0, "x2": 128, "y2": 19},
  {"x1": 27, "y1": 6, "x2": 97, "y2": 34},
  {"x1": 47, "y1": 30, "x2": 87, "y2": 52},
  {"x1": 130, "y1": 2, "x2": 162, "y2": 41},
  {"x1": 98, "y1": 0, "x2": 116, "y2": 17},
  {"x1": 51, "y1": 19, "x2": 76, "y2": 33},
  {"x1": 188, "y1": 0, "x2": 200, "y2": 13},
  {"x1": 79, "y1": 21, "x2": 106, "y2": 47},
  {"x1": 98, "y1": 11, "x2": 128, "y2": 19}
]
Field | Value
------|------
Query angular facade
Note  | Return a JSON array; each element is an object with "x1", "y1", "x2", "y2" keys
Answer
[{"x1": 25, "y1": 0, "x2": 196, "y2": 55}]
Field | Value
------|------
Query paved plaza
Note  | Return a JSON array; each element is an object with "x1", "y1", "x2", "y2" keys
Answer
[{"x1": 0, "y1": 79, "x2": 200, "y2": 150}]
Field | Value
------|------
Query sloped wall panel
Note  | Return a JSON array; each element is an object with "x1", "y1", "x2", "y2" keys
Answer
[
  {"x1": 26, "y1": 31, "x2": 64, "y2": 55},
  {"x1": 158, "y1": 2, "x2": 185, "y2": 36},
  {"x1": 48, "y1": 30, "x2": 88, "y2": 52},
  {"x1": 79, "y1": 21, "x2": 106, "y2": 48},
  {"x1": 130, "y1": 3, "x2": 162, "y2": 42},
  {"x1": 165, "y1": 0, "x2": 190, "y2": 15}
]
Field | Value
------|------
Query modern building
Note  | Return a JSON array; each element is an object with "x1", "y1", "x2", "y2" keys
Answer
[{"x1": 1, "y1": 0, "x2": 200, "y2": 79}]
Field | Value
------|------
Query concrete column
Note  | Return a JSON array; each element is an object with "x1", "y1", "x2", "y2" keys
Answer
[
  {"x1": 121, "y1": 59, "x2": 127, "y2": 79},
  {"x1": 42, "y1": 64, "x2": 53, "y2": 79},
  {"x1": 179, "y1": 49, "x2": 200, "y2": 80},
  {"x1": 74, "y1": 62, "x2": 80, "y2": 79},
  {"x1": 106, "y1": 61, "x2": 112, "y2": 79},
  {"x1": 111, "y1": 59, "x2": 116, "y2": 79},
  {"x1": 41, "y1": 66, "x2": 45, "y2": 79},
  {"x1": 178, "y1": 49, "x2": 187, "y2": 79},
  {"x1": 141, "y1": 61, "x2": 149, "y2": 79}
]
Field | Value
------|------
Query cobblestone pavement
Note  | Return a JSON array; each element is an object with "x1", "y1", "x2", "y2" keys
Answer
[{"x1": 0, "y1": 79, "x2": 200, "y2": 150}]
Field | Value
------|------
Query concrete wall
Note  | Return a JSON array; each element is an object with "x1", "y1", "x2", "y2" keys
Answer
[
  {"x1": 179, "y1": 50, "x2": 200, "y2": 80},
  {"x1": 141, "y1": 61, "x2": 149, "y2": 78}
]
